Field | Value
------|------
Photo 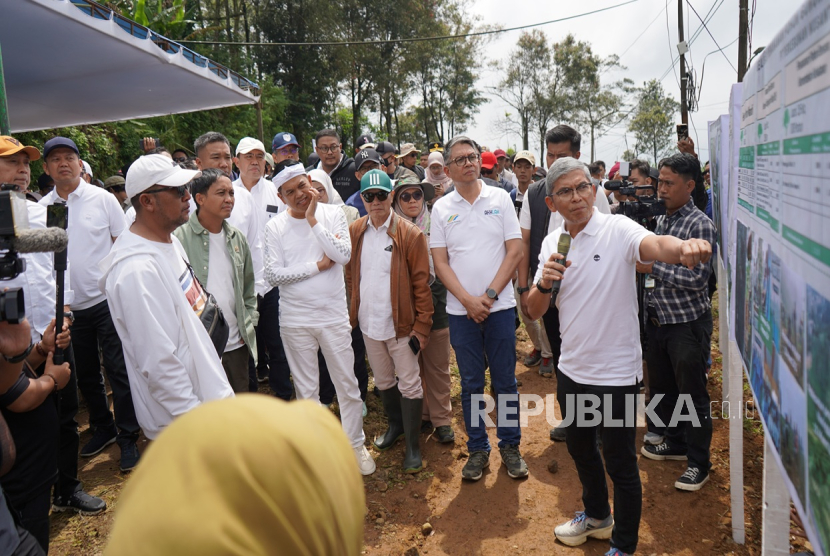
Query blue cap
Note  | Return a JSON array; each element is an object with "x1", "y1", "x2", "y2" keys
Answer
[
  {"x1": 360, "y1": 169, "x2": 393, "y2": 193},
  {"x1": 43, "y1": 137, "x2": 79, "y2": 158},
  {"x1": 272, "y1": 132, "x2": 299, "y2": 151}
]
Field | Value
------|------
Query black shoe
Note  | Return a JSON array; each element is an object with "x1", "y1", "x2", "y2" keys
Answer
[
  {"x1": 421, "y1": 420, "x2": 434, "y2": 434},
  {"x1": 462, "y1": 451, "x2": 490, "y2": 481},
  {"x1": 256, "y1": 374, "x2": 268, "y2": 383},
  {"x1": 550, "y1": 423, "x2": 567, "y2": 442},
  {"x1": 499, "y1": 445, "x2": 529, "y2": 479},
  {"x1": 435, "y1": 425, "x2": 455, "y2": 443},
  {"x1": 119, "y1": 441, "x2": 141, "y2": 472},
  {"x1": 52, "y1": 490, "x2": 106, "y2": 515},
  {"x1": 640, "y1": 442, "x2": 687, "y2": 461},
  {"x1": 80, "y1": 426, "x2": 117, "y2": 457},
  {"x1": 675, "y1": 466, "x2": 710, "y2": 491}
]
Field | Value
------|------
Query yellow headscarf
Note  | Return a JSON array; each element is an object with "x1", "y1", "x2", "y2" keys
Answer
[{"x1": 105, "y1": 395, "x2": 365, "y2": 556}]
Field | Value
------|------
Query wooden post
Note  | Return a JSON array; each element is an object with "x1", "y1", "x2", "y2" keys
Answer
[
  {"x1": 677, "y1": 0, "x2": 688, "y2": 125},
  {"x1": 761, "y1": 441, "x2": 791, "y2": 554},
  {"x1": 0, "y1": 44, "x2": 11, "y2": 135},
  {"x1": 738, "y1": 0, "x2": 749, "y2": 82}
]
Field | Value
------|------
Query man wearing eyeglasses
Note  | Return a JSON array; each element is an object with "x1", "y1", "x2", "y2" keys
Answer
[
  {"x1": 311, "y1": 128, "x2": 360, "y2": 202},
  {"x1": 39, "y1": 137, "x2": 142, "y2": 473},
  {"x1": 100, "y1": 154, "x2": 233, "y2": 441},
  {"x1": 272, "y1": 132, "x2": 300, "y2": 165},
  {"x1": 524, "y1": 157, "x2": 711, "y2": 556},
  {"x1": 430, "y1": 136, "x2": 526, "y2": 482},
  {"x1": 171, "y1": 149, "x2": 189, "y2": 165},
  {"x1": 104, "y1": 175, "x2": 130, "y2": 212},
  {"x1": 345, "y1": 170, "x2": 433, "y2": 475}
]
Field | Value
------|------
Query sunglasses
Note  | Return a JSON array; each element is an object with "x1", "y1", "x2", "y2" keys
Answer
[
  {"x1": 144, "y1": 185, "x2": 189, "y2": 198},
  {"x1": 361, "y1": 190, "x2": 389, "y2": 203},
  {"x1": 172, "y1": 157, "x2": 187, "y2": 163},
  {"x1": 277, "y1": 146, "x2": 299, "y2": 155},
  {"x1": 399, "y1": 190, "x2": 423, "y2": 203}
]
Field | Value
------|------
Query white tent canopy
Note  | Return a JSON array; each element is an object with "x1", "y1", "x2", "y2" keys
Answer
[{"x1": 0, "y1": 0, "x2": 260, "y2": 133}]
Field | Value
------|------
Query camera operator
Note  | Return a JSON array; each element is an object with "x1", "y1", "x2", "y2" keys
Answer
[
  {"x1": 639, "y1": 153, "x2": 716, "y2": 492},
  {"x1": 0, "y1": 318, "x2": 71, "y2": 553},
  {"x1": 0, "y1": 136, "x2": 106, "y2": 515}
]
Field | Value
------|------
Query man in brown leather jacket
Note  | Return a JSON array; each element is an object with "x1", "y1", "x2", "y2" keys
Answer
[{"x1": 345, "y1": 169, "x2": 433, "y2": 474}]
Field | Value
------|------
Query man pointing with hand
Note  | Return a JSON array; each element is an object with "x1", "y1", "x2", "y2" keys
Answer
[{"x1": 525, "y1": 157, "x2": 711, "y2": 556}]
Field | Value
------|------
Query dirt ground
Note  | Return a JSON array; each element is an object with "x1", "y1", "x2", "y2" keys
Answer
[{"x1": 47, "y1": 297, "x2": 812, "y2": 555}]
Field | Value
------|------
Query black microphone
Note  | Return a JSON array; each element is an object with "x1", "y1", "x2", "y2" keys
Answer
[
  {"x1": 8, "y1": 228, "x2": 68, "y2": 253},
  {"x1": 552, "y1": 233, "x2": 571, "y2": 294}
]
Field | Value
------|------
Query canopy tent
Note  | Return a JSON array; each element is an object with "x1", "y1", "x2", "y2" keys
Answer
[{"x1": 0, "y1": 0, "x2": 260, "y2": 133}]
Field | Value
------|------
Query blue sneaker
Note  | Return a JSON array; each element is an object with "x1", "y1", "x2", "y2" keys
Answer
[
  {"x1": 554, "y1": 511, "x2": 613, "y2": 546},
  {"x1": 605, "y1": 549, "x2": 632, "y2": 556}
]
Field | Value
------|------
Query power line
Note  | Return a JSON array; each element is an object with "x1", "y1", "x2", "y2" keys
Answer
[
  {"x1": 666, "y1": 0, "x2": 683, "y2": 91},
  {"x1": 618, "y1": 3, "x2": 668, "y2": 61},
  {"x1": 659, "y1": 0, "x2": 725, "y2": 81},
  {"x1": 685, "y1": 0, "x2": 738, "y2": 72},
  {"x1": 176, "y1": 0, "x2": 640, "y2": 47}
]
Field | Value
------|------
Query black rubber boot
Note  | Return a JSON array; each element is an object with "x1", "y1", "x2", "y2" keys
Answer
[
  {"x1": 401, "y1": 397, "x2": 424, "y2": 473},
  {"x1": 374, "y1": 385, "x2": 405, "y2": 451}
]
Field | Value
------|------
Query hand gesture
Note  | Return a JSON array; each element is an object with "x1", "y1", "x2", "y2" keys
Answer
[
  {"x1": 41, "y1": 318, "x2": 70, "y2": 353},
  {"x1": 44, "y1": 352, "x2": 71, "y2": 390},
  {"x1": 677, "y1": 136, "x2": 696, "y2": 157},
  {"x1": 317, "y1": 254, "x2": 335, "y2": 272},
  {"x1": 539, "y1": 253, "x2": 571, "y2": 289},
  {"x1": 463, "y1": 294, "x2": 492, "y2": 323},
  {"x1": 305, "y1": 186, "x2": 320, "y2": 222},
  {"x1": 679, "y1": 238, "x2": 712, "y2": 269},
  {"x1": 142, "y1": 137, "x2": 157, "y2": 153}
]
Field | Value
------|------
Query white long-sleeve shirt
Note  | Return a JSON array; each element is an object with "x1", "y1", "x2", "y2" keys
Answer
[
  {"x1": 233, "y1": 176, "x2": 285, "y2": 296},
  {"x1": 263, "y1": 203, "x2": 351, "y2": 328}
]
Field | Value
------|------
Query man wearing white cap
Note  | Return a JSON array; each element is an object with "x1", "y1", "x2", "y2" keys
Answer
[
  {"x1": 264, "y1": 160, "x2": 375, "y2": 476},
  {"x1": 99, "y1": 154, "x2": 234, "y2": 440},
  {"x1": 81, "y1": 160, "x2": 93, "y2": 183},
  {"x1": 232, "y1": 137, "x2": 292, "y2": 399}
]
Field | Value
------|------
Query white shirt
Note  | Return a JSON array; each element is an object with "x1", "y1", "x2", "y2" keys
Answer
[
  {"x1": 519, "y1": 183, "x2": 611, "y2": 232},
  {"x1": 40, "y1": 180, "x2": 126, "y2": 310},
  {"x1": 233, "y1": 176, "x2": 285, "y2": 295},
  {"x1": 430, "y1": 181, "x2": 522, "y2": 315},
  {"x1": 5, "y1": 202, "x2": 73, "y2": 341},
  {"x1": 100, "y1": 230, "x2": 233, "y2": 440},
  {"x1": 501, "y1": 169, "x2": 519, "y2": 188},
  {"x1": 263, "y1": 203, "x2": 351, "y2": 328},
  {"x1": 207, "y1": 230, "x2": 242, "y2": 352},
  {"x1": 226, "y1": 184, "x2": 266, "y2": 296},
  {"x1": 358, "y1": 213, "x2": 394, "y2": 341},
  {"x1": 534, "y1": 210, "x2": 653, "y2": 386}
]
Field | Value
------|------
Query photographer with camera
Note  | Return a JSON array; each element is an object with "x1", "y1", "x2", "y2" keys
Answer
[
  {"x1": 0, "y1": 136, "x2": 106, "y2": 516},
  {"x1": 638, "y1": 153, "x2": 716, "y2": 492}
]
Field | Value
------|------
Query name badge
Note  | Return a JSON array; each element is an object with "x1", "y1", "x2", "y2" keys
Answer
[
  {"x1": 644, "y1": 275, "x2": 655, "y2": 289},
  {"x1": 266, "y1": 205, "x2": 280, "y2": 214}
]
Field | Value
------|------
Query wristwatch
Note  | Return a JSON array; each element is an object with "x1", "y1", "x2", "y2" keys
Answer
[
  {"x1": 516, "y1": 286, "x2": 530, "y2": 294},
  {"x1": 486, "y1": 288, "x2": 499, "y2": 301},
  {"x1": 536, "y1": 280, "x2": 553, "y2": 294},
  {"x1": 64, "y1": 311, "x2": 75, "y2": 324},
  {"x1": 3, "y1": 341, "x2": 34, "y2": 363}
]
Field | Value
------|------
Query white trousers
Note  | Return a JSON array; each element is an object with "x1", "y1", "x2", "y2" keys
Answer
[
  {"x1": 281, "y1": 322, "x2": 365, "y2": 448},
  {"x1": 363, "y1": 335, "x2": 423, "y2": 399}
]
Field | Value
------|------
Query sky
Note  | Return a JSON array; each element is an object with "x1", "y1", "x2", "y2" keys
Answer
[{"x1": 463, "y1": 0, "x2": 800, "y2": 167}]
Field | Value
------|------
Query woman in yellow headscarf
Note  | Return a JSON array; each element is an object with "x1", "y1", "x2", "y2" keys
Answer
[{"x1": 106, "y1": 395, "x2": 365, "y2": 556}]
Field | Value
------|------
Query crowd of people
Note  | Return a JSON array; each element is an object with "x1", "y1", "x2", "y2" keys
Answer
[{"x1": 0, "y1": 122, "x2": 715, "y2": 555}]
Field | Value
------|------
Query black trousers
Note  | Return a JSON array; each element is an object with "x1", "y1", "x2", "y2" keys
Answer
[
  {"x1": 72, "y1": 301, "x2": 139, "y2": 444},
  {"x1": 319, "y1": 326, "x2": 368, "y2": 404},
  {"x1": 14, "y1": 488, "x2": 50, "y2": 553},
  {"x1": 645, "y1": 310, "x2": 713, "y2": 471},
  {"x1": 557, "y1": 371, "x2": 642, "y2": 555},
  {"x1": 541, "y1": 304, "x2": 562, "y2": 369},
  {"x1": 55, "y1": 346, "x2": 80, "y2": 499}
]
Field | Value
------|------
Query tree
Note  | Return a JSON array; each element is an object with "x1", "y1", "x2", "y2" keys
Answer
[{"x1": 628, "y1": 79, "x2": 679, "y2": 164}]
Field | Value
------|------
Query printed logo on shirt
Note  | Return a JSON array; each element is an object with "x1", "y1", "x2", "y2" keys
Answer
[
  {"x1": 179, "y1": 269, "x2": 207, "y2": 317},
  {"x1": 384, "y1": 245, "x2": 393, "y2": 252},
  {"x1": 593, "y1": 254, "x2": 601, "y2": 261},
  {"x1": 447, "y1": 214, "x2": 460, "y2": 223},
  {"x1": 484, "y1": 209, "x2": 500, "y2": 216}
]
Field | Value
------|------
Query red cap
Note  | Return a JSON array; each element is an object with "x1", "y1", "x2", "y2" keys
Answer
[
  {"x1": 608, "y1": 161, "x2": 620, "y2": 179},
  {"x1": 493, "y1": 148, "x2": 507, "y2": 159},
  {"x1": 481, "y1": 151, "x2": 497, "y2": 170}
]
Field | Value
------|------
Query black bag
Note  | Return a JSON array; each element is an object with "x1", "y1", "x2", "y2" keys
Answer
[{"x1": 184, "y1": 259, "x2": 229, "y2": 355}]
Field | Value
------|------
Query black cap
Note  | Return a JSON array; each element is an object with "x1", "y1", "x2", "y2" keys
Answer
[
  {"x1": 375, "y1": 141, "x2": 397, "y2": 155},
  {"x1": 356, "y1": 134, "x2": 375, "y2": 149},
  {"x1": 648, "y1": 167, "x2": 660, "y2": 182},
  {"x1": 43, "y1": 137, "x2": 80, "y2": 158},
  {"x1": 355, "y1": 148, "x2": 383, "y2": 170}
]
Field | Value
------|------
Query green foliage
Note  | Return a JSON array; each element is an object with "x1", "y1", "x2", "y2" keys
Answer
[{"x1": 628, "y1": 79, "x2": 680, "y2": 164}]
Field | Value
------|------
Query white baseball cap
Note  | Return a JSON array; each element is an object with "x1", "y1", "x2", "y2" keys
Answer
[
  {"x1": 125, "y1": 154, "x2": 200, "y2": 198},
  {"x1": 81, "y1": 160, "x2": 93, "y2": 177},
  {"x1": 236, "y1": 137, "x2": 266, "y2": 156}
]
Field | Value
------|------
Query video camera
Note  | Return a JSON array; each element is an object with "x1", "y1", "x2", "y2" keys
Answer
[
  {"x1": 0, "y1": 184, "x2": 69, "y2": 324},
  {"x1": 605, "y1": 169, "x2": 666, "y2": 222}
]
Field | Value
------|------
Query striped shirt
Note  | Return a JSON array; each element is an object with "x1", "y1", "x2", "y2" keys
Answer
[{"x1": 647, "y1": 199, "x2": 715, "y2": 325}]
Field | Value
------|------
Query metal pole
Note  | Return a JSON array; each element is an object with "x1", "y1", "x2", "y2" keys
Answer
[
  {"x1": 678, "y1": 0, "x2": 688, "y2": 125},
  {"x1": 0, "y1": 43, "x2": 11, "y2": 135},
  {"x1": 738, "y1": 0, "x2": 749, "y2": 81}
]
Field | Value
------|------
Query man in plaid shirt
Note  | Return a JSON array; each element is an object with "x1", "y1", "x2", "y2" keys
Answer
[{"x1": 638, "y1": 153, "x2": 716, "y2": 492}]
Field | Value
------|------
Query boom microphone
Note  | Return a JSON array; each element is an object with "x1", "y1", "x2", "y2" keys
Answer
[
  {"x1": 552, "y1": 233, "x2": 571, "y2": 294},
  {"x1": 8, "y1": 227, "x2": 68, "y2": 254}
]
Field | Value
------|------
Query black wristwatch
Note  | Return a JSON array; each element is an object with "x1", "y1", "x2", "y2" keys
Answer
[
  {"x1": 516, "y1": 286, "x2": 530, "y2": 294},
  {"x1": 536, "y1": 280, "x2": 553, "y2": 294},
  {"x1": 3, "y1": 341, "x2": 34, "y2": 363},
  {"x1": 486, "y1": 288, "x2": 499, "y2": 301},
  {"x1": 64, "y1": 311, "x2": 75, "y2": 324}
]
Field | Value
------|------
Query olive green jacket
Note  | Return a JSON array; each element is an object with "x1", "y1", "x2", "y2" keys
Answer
[{"x1": 173, "y1": 216, "x2": 258, "y2": 363}]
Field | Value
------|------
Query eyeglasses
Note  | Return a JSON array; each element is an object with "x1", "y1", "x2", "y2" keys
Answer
[
  {"x1": 277, "y1": 146, "x2": 299, "y2": 155},
  {"x1": 361, "y1": 190, "x2": 389, "y2": 203},
  {"x1": 382, "y1": 157, "x2": 395, "y2": 166},
  {"x1": 550, "y1": 182, "x2": 593, "y2": 201},
  {"x1": 172, "y1": 157, "x2": 187, "y2": 163},
  {"x1": 144, "y1": 185, "x2": 189, "y2": 198},
  {"x1": 450, "y1": 154, "x2": 479, "y2": 167},
  {"x1": 399, "y1": 190, "x2": 423, "y2": 203},
  {"x1": 317, "y1": 145, "x2": 340, "y2": 154}
]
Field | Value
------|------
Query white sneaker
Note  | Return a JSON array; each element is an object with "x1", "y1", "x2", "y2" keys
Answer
[
  {"x1": 554, "y1": 511, "x2": 614, "y2": 547},
  {"x1": 354, "y1": 446, "x2": 376, "y2": 476}
]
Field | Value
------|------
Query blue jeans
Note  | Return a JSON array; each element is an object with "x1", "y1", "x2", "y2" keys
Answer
[{"x1": 449, "y1": 308, "x2": 520, "y2": 452}]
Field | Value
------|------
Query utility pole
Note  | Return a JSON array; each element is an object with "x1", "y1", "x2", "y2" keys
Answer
[
  {"x1": 738, "y1": 0, "x2": 749, "y2": 81},
  {"x1": 677, "y1": 0, "x2": 688, "y2": 125},
  {"x1": 0, "y1": 44, "x2": 10, "y2": 135}
]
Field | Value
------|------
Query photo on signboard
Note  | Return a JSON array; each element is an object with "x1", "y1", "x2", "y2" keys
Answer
[
  {"x1": 779, "y1": 361, "x2": 807, "y2": 503},
  {"x1": 750, "y1": 327, "x2": 780, "y2": 449},
  {"x1": 780, "y1": 263, "x2": 806, "y2": 385},
  {"x1": 807, "y1": 284, "x2": 830, "y2": 410},
  {"x1": 735, "y1": 221, "x2": 753, "y2": 368}
]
